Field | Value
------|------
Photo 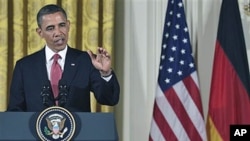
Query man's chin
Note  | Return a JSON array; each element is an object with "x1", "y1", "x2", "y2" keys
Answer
[{"x1": 52, "y1": 45, "x2": 66, "y2": 52}]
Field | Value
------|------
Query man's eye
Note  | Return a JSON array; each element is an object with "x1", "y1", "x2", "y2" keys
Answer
[
  {"x1": 60, "y1": 23, "x2": 66, "y2": 27},
  {"x1": 46, "y1": 27, "x2": 54, "y2": 31}
]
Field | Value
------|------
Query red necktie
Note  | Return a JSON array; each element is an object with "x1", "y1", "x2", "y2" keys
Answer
[{"x1": 50, "y1": 54, "x2": 62, "y2": 105}]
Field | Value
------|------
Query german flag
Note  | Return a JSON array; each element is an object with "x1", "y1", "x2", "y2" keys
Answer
[{"x1": 206, "y1": 0, "x2": 250, "y2": 141}]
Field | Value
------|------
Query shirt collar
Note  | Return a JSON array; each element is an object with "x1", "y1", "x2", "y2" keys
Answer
[{"x1": 45, "y1": 45, "x2": 68, "y2": 63}]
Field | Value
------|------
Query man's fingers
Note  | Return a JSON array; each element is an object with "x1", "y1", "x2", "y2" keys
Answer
[
  {"x1": 87, "y1": 50, "x2": 96, "y2": 60},
  {"x1": 98, "y1": 47, "x2": 111, "y2": 59}
]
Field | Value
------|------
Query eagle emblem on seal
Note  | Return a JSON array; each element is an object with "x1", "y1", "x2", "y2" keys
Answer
[
  {"x1": 44, "y1": 113, "x2": 68, "y2": 139},
  {"x1": 36, "y1": 106, "x2": 76, "y2": 141}
]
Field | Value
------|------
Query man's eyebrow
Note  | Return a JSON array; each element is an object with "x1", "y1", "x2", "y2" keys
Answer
[{"x1": 59, "y1": 22, "x2": 66, "y2": 25}]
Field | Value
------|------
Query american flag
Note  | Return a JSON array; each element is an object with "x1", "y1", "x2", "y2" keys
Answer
[{"x1": 149, "y1": 0, "x2": 207, "y2": 141}]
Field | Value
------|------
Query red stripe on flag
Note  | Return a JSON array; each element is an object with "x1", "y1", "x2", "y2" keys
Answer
[
  {"x1": 149, "y1": 136, "x2": 153, "y2": 141},
  {"x1": 152, "y1": 100, "x2": 177, "y2": 140},
  {"x1": 165, "y1": 86, "x2": 203, "y2": 141},
  {"x1": 183, "y1": 75, "x2": 204, "y2": 117}
]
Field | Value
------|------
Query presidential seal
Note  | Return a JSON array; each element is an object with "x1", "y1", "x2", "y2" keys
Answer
[{"x1": 36, "y1": 106, "x2": 76, "y2": 141}]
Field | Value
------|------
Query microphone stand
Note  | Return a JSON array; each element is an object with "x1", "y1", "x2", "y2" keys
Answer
[
  {"x1": 58, "y1": 80, "x2": 68, "y2": 107},
  {"x1": 41, "y1": 82, "x2": 52, "y2": 107}
]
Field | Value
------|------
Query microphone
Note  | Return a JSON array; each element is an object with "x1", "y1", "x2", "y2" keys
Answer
[
  {"x1": 58, "y1": 79, "x2": 68, "y2": 107},
  {"x1": 41, "y1": 80, "x2": 53, "y2": 107}
]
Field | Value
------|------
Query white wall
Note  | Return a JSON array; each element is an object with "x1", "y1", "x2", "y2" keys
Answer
[{"x1": 114, "y1": 0, "x2": 250, "y2": 141}]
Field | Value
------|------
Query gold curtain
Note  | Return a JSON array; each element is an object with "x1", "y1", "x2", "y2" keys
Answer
[{"x1": 0, "y1": 0, "x2": 115, "y2": 112}]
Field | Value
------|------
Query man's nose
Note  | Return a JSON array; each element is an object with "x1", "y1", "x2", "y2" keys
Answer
[{"x1": 54, "y1": 27, "x2": 62, "y2": 37}]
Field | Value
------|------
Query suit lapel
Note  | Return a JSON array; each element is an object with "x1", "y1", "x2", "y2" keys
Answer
[
  {"x1": 36, "y1": 48, "x2": 49, "y2": 83},
  {"x1": 62, "y1": 47, "x2": 79, "y2": 85}
]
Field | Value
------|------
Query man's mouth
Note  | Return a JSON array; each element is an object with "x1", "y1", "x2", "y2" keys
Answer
[{"x1": 54, "y1": 38, "x2": 64, "y2": 45}]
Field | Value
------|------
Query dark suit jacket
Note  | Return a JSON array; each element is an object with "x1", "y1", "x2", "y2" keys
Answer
[{"x1": 7, "y1": 47, "x2": 120, "y2": 112}]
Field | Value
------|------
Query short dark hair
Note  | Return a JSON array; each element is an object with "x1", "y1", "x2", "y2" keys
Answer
[{"x1": 36, "y1": 4, "x2": 67, "y2": 28}]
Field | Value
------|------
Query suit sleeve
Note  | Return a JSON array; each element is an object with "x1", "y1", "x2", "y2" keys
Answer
[
  {"x1": 89, "y1": 62, "x2": 120, "y2": 106},
  {"x1": 7, "y1": 61, "x2": 26, "y2": 111}
]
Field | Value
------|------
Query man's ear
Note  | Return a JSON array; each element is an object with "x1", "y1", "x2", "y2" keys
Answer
[{"x1": 36, "y1": 28, "x2": 42, "y2": 37}]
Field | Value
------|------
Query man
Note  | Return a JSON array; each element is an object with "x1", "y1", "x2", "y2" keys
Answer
[{"x1": 7, "y1": 4, "x2": 120, "y2": 112}]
